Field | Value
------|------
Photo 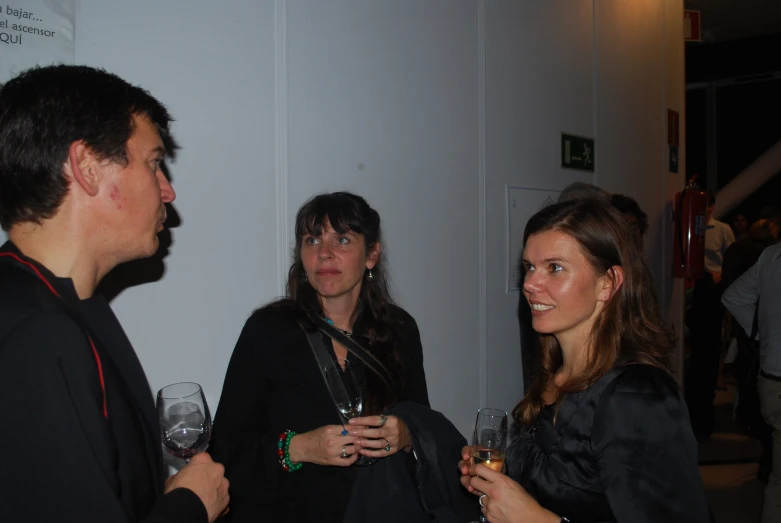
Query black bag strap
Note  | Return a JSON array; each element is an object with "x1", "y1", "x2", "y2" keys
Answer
[
  {"x1": 305, "y1": 311, "x2": 396, "y2": 395},
  {"x1": 295, "y1": 317, "x2": 353, "y2": 423}
]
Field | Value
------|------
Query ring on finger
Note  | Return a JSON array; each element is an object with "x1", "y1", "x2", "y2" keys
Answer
[
  {"x1": 340, "y1": 445, "x2": 348, "y2": 458},
  {"x1": 378, "y1": 414, "x2": 388, "y2": 427},
  {"x1": 382, "y1": 437, "x2": 391, "y2": 452},
  {"x1": 479, "y1": 494, "x2": 487, "y2": 507}
]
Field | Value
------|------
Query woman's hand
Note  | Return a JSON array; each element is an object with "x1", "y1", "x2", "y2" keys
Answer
[
  {"x1": 348, "y1": 414, "x2": 412, "y2": 458},
  {"x1": 465, "y1": 463, "x2": 560, "y2": 523},
  {"x1": 288, "y1": 425, "x2": 362, "y2": 467},
  {"x1": 458, "y1": 445, "x2": 480, "y2": 494}
]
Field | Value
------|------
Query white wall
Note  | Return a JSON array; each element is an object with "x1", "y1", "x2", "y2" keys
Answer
[
  {"x1": 75, "y1": 0, "x2": 279, "y2": 411},
  {"x1": 593, "y1": 0, "x2": 686, "y2": 380},
  {"x1": 483, "y1": 0, "x2": 598, "y2": 413},
  {"x1": 9, "y1": 0, "x2": 685, "y2": 438},
  {"x1": 285, "y1": 0, "x2": 481, "y2": 435}
]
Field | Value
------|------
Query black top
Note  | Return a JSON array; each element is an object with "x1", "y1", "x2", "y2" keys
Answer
[
  {"x1": 506, "y1": 364, "x2": 710, "y2": 523},
  {"x1": 210, "y1": 304, "x2": 430, "y2": 523},
  {"x1": 0, "y1": 241, "x2": 207, "y2": 523}
]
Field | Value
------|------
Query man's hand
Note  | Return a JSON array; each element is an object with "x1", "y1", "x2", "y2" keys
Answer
[{"x1": 164, "y1": 452, "x2": 229, "y2": 523}]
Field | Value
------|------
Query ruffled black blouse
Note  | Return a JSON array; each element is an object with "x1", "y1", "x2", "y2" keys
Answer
[{"x1": 506, "y1": 364, "x2": 711, "y2": 523}]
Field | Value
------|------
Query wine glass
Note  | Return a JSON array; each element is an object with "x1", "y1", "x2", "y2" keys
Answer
[
  {"x1": 323, "y1": 360, "x2": 374, "y2": 465},
  {"x1": 470, "y1": 408, "x2": 509, "y2": 523},
  {"x1": 157, "y1": 382, "x2": 212, "y2": 462},
  {"x1": 323, "y1": 360, "x2": 362, "y2": 420}
]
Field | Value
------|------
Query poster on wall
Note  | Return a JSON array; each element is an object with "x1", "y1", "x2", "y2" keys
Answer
[
  {"x1": 506, "y1": 186, "x2": 560, "y2": 293},
  {"x1": 0, "y1": 1, "x2": 76, "y2": 83},
  {"x1": 0, "y1": 0, "x2": 75, "y2": 242}
]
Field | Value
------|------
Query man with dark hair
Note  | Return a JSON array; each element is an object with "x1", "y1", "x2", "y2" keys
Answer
[
  {"x1": 610, "y1": 193, "x2": 648, "y2": 245},
  {"x1": 0, "y1": 65, "x2": 229, "y2": 522}
]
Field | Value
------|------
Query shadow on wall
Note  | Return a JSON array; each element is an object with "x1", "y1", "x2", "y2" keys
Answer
[{"x1": 97, "y1": 163, "x2": 182, "y2": 303}]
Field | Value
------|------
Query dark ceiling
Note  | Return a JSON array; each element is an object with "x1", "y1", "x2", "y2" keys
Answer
[{"x1": 684, "y1": 0, "x2": 781, "y2": 43}]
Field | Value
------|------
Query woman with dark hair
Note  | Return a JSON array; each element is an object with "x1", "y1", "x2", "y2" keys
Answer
[
  {"x1": 459, "y1": 199, "x2": 710, "y2": 523},
  {"x1": 209, "y1": 192, "x2": 432, "y2": 522}
]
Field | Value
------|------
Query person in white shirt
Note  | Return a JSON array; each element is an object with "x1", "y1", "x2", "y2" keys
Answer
[
  {"x1": 722, "y1": 241, "x2": 781, "y2": 523},
  {"x1": 704, "y1": 191, "x2": 736, "y2": 284}
]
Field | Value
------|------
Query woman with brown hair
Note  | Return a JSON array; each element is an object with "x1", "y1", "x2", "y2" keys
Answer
[{"x1": 459, "y1": 199, "x2": 710, "y2": 523}]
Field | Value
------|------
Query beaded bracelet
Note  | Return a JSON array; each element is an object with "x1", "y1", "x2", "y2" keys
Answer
[{"x1": 277, "y1": 430, "x2": 302, "y2": 472}]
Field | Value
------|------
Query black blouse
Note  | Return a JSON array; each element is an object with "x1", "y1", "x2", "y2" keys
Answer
[
  {"x1": 506, "y1": 364, "x2": 710, "y2": 523},
  {"x1": 210, "y1": 304, "x2": 429, "y2": 523}
]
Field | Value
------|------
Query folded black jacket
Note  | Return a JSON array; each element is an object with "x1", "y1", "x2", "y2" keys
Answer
[{"x1": 344, "y1": 401, "x2": 479, "y2": 523}]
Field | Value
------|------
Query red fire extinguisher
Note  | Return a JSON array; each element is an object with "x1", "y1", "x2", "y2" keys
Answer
[{"x1": 672, "y1": 177, "x2": 707, "y2": 279}]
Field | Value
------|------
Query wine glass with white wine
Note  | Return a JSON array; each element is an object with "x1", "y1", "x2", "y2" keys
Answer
[{"x1": 470, "y1": 408, "x2": 509, "y2": 523}]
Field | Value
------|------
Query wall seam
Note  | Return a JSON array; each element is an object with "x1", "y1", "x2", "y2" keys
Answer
[
  {"x1": 478, "y1": 0, "x2": 488, "y2": 409},
  {"x1": 274, "y1": 0, "x2": 290, "y2": 297}
]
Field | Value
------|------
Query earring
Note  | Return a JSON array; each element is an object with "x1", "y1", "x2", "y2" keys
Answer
[
  {"x1": 300, "y1": 274, "x2": 308, "y2": 284},
  {"x1": 368, "y1": 269, "x2": 374, "y2": 281}
]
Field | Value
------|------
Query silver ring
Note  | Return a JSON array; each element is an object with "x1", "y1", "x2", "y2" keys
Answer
[
  {"x1": 378, "y1": 415, "x2": 388, "y2": 427},
  {"x1": 340, "y1": 446, "x2": 348, "y2": 458},
  {"x1": 479, "y1": 494, "x2": 487, "y2": 507},
  {"x1": 383, "y1": 438, "x2": 391, "y2": 452}
]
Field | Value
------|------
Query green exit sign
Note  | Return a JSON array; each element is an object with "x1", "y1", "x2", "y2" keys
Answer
[{"x1": 561, "y1": 133, "x2": 595, "y2": 172}]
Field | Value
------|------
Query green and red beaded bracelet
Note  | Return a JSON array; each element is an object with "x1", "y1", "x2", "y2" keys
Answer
[{"x1": 277, "y1": 429, "x2": 303, "y2": 472}]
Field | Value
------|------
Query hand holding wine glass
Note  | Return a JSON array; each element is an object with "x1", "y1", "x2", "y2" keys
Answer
[
  {"x1": 287, "y1": 360, "x2": 364, "y2": 467},
  {"x1": 463, "y1": 411, "x2": 558, "y2": 523},
  {"x1": 472, "y1": 408, "x2": 508, "y2": 473},
  {"x1": 465, "y1": 465, "x2": 556, "y2": 523},
  {"x1": 157, "y1": 382, "x2": 212, "y2": 461},
  {"x1": 323, "y1": 360, "x2": 377, "y2": 466},
  {"x1": 463, "y1": 408, "x2": 508, "y2": 523},
  {"x1": 164, "y1": 452, "x2": 230, "y2": 523}
]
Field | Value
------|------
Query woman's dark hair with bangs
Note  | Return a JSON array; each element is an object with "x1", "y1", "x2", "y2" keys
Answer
[
  {"x1": 280, "y1": 191, "x2": 401, "y2": 414},
  {"x1": 513, "y1": 199, "x2": 674, "y2": 428}
]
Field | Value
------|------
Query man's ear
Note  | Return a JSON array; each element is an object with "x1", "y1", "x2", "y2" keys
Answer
[
  {"x1": 598, "y1": 266, "x2": 625, "y2": 302},
  {"x1": 67, "y1": 141, "x2": 101, "y2": 197},
  {"x1": 366, "y1": 242, "x2": 382, "y2": 270}
]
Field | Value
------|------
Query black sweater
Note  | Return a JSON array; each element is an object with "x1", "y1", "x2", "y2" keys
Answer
[{"x1": 210, "y1": 303, "x2": 430, "y2": 523}]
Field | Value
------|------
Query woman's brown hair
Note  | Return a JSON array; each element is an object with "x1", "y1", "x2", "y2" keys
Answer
[{"x1": 514, "y1": 199, "x2": 673, "y2": 428}]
